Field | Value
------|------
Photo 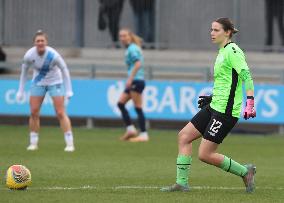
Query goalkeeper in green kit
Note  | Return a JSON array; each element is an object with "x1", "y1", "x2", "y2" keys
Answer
[{"x1": 161, "y1": 18, "x2": 256, "y2": 193}]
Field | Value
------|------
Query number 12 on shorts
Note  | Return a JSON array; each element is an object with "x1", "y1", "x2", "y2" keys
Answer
[{"x1": 209, "y1": 119, "x2": 223, "y2": 134}]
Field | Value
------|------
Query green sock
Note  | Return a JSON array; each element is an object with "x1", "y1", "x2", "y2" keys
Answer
[
  {"x1": 220, "y1": 156, "x2": 248, "y2": 177},
  {"x1": 176, "y1": 155, "x2": 192, "y2": 186}
]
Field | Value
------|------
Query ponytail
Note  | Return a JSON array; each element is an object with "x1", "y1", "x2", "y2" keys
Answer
[
  {"x1": 129, "y1": 32, "x2": 143, "y2": 47},
  {"x1": 120, "y1": 28, "x2": 143, "y2": 47}
]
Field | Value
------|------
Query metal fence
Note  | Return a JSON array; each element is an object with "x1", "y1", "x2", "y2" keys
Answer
[
  {"x1": 2, "y1": 61, "x2": 284, "y2": 85},
  {"x1": 0, "y1": 0, "x2": 281, "y2": 50}
]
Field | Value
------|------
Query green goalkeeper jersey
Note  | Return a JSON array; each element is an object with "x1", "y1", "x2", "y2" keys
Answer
[{"x1": 210, "y1": 42, "x2": 249, "y2": 118}]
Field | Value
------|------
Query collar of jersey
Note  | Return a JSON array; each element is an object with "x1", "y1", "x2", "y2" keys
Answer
[{"x1": 223, "y1": 41, "x2": 234, "y2": 48}]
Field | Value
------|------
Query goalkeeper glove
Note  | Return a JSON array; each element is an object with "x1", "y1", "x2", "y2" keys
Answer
[
  {"x1": 198, "y1": 95, "x2": 212, "y2": 109},
  {"x1": 243, "y1": 96, "x2": 256, "y2": 120}
]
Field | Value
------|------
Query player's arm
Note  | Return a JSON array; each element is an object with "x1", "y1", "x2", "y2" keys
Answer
[
  {"x1": 55, "y1": 55, "x2": 73, "y2": 98},
  {"x1": 16, "y1": 57, "x2": 30, "y2": 100},
  {"x1": 127, "y1": 60, "x2": 141, "y2": 82},
  {"x1": 239, "y1": 69, "x2": 254, "y2": 96},
  {"x1": 229, "y1": 49, "x2": 256, "y2": 119},
  {"x1": 239, "y1": 69, "x2": 256, "y2": 119},
  {"x1": 126, "y1": 48, "x2": 141, "y2": 88}
]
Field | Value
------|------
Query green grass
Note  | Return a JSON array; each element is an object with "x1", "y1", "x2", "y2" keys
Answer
[{"x1": 0, "y1": 125, "x2": 283, "y2": 203}]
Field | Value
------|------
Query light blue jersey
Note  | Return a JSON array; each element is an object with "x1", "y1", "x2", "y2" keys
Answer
[{"x1": 125, "y1": 43, "x2": 144, "y2": 80}]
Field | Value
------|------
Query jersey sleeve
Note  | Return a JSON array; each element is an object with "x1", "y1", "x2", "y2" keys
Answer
[
  {"x1": 228, "y1": 46, "x2": 254, "y2": 91},
  {"x1": 54, "y1": 55, "x2": 73, "y2": 97},
  {"x1": 129, "y1": 46, "x2": 141, "y2": 63},
  {"x1": 18, "y1": 54, "x2": 31, "y2": 93},
  {"x1": 239, "y1": 69, "x2": 254, "y2": 91},
  {"x1": 227, "y1": 47, "x2": 249, "y2": 74}
]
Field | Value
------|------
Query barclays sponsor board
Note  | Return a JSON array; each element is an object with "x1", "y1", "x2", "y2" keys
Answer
[{"x1": 0, "y1": 79, "x2": 283, "y2": 123}]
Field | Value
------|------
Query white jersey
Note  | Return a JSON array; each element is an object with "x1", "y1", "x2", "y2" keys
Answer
[{"x1": 18, "y1": 46, "x2": 73, "y2": 96}]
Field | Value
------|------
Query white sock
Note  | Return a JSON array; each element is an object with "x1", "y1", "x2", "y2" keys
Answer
[
  {"x1": 139, "y1": 132, "x2": 148, "y2": 138},
  {"x1": 127, "y1": 125, "x2": 136, "y2": 133},
  {"x1": 64, "y1": 131, "x2": 74, "y2": 146},
  {"x1": 30, "y1": 132, "x2": 39, "y2": 145}
]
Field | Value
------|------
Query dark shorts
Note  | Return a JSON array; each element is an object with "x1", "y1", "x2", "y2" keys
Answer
[
  {"x1": 191, "y1": 106, "x2": 238, "y2": 144},
  {"x1": 124, "y1": 80, "x2": 145, "y2": 94}
]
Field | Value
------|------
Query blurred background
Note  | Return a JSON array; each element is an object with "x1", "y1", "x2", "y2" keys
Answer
[
  {"x1": 0, "y1": 0, "x2": 281, "y2": 50},
  {"x1": 1, "y1": 0, "x2": 284, "y2": 134}
]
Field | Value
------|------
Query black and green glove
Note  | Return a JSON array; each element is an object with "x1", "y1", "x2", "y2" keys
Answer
[{"x1": 197, "y1": 95, "x2": 212, "y2": 109}]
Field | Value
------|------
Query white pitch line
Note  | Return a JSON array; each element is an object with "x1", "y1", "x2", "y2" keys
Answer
[
  {"x1": 35, "y1": 185, "x2": 97, "y2": 190},
  {"x1": 113, "y1": 186, "x2": 284, "y2": 191},
  {"x1": 113, "y1": 186, "x2": 160, "y2": 190},
  {"x1": 1, "y1": 185, "x2": 284, "y2": 191}
]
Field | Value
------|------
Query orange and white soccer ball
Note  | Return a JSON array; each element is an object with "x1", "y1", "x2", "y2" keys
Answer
[{"x1": 5, "y1": 165, "x2": 32, "y2": 190}]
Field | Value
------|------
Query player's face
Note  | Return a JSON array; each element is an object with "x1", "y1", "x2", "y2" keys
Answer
[
  {"x1": 210, "y1": 22, "x2": 230, "y2": 45},
  {"x1": 34, "y1": 35, "x2": 47, "y2": 55},
  {"x1": 119, "y1": 30, "x2": 131, "y2": 46}
]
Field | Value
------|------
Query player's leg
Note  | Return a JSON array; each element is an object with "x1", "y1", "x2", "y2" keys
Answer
[
  {"x1": 27, "y1": 85, "x2": 46, "y2": 150},
  {"x1": 52, "y1": 96, "x2": 74, "y2": 152},
  {"x1": 52, "y1": 96, "x2": 71, "y2": 132},
  {"x1": 198, "y1": 114, "x2": 256, "y2": 193},
  {"x1": 161, "y1": 107, "x2": 211, "y2": 192},
  {"x1": 128, "y1": 90, "x2": 148, "y2": 142},
  {"x1": 49, "y1": 84, "x2": 74, "y2": 152},
  {"x1": 198, "y1": 138, "x2": 244, "y2": 170},
  {"x1": 28, "y1": 96, "x2": 44, "y2": 150},
  {"x1": 117, "y1": 91, "x2": 136, "y2": 140},
  {"x1": 161, "y1": 122, "x2": 202, "y2": 192},
  {"x1": 124, "y1": 80, "x2": 147, "y2": 142}
]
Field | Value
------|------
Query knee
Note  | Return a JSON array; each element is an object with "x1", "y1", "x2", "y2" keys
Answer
[
  {"x1": 178, "y1": 130, "x2": 189, "y2": 145},
  {"x1": 135, "y1": 107, "x2": 143, "y2": 114},
  {"x1": 178, "y1": 130, "x2": 185, "y2": 139},
  {"x1": 117, "y1": 102, "x2": 125, "y2": 110},
  {"x1": 198, "y1": 149, "x2": 210, "y2": 163},
  {"x1": 56, "y1": 110, "x2": 66, "y2": 120},
  {"x1": 30, "y1": 108, "x2": 40, "y2": 119}
]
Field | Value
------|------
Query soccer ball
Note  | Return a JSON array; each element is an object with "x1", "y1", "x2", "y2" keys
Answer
[{"x1": 5, "y1": 165, "x2": 32, "y2": 190}]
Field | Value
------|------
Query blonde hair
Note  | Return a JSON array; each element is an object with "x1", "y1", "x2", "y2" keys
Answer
[
  {"x1": 121, "y1": 28, "x2": 143, "y2": 47},
  {"x1": 33, "y1": 30, "x2": 48, "y2": 42}
]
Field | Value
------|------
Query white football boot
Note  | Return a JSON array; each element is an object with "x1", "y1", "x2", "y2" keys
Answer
[
  {"x1": 27, "y1": 144, "x2": 38, "y2": 151},
  {"x1": 64, "y1": 145, "x2": 75, "y2": 152}
]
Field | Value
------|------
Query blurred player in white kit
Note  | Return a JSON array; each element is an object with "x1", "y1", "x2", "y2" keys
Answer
[{"x1": 16, "y1": 30, "x2": 75, "y2": 152}]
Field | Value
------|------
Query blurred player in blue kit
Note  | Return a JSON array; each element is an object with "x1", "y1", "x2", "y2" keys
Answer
[{"x1": 117, "y1": 28, "x2": 149, "y2": 142}]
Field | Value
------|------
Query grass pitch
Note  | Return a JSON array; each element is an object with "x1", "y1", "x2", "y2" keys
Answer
[{"x1": 0, "y1": 125, "x2": 283, "y2": 203}]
